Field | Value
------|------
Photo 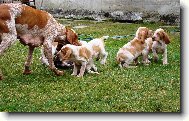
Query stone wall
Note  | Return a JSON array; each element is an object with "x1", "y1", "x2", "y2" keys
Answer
[
  {"x1": 36, "y1": 0, "x2": 179, "y2": 15},
  {"x1": 35, "y1": 0, "x2": 180, "y2": 24}
]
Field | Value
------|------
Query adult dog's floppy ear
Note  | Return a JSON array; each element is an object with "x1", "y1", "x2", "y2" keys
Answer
[{"x1": 66, "y1": 27, "x2": 81, "y2": 46}]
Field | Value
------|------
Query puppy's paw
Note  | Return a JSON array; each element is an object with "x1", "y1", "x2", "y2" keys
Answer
[
  {"x1": 55, "y1": 70, "x2": 64, "y2": 76},
  {"x1": 23, "y1": 70, "x2": 32, "y2": 75},
  {"x1": 100, "y1": 60, "x2": 106, "y2": 65},
  {"x1": 94, "y1": 72, "x2": 99, "y2": 74},
  {"x1": 163, "y1": 62, "x2": 168, "y2": 65},
  {"x1": 71, "y1": 73, "x2": 77, "y2": 76},
  {"x1": 89, "y1": 71, "x2": 99, "y2": 74},
  {"x1": 77, "y1": 74, "x2": 83, "y2": 77},
  {"x1": 142, "y1": 60, "x2": 151, "y2": 65}
]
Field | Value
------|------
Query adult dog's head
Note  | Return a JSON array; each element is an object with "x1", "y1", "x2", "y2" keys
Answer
[
  {"x1": 55, "y1": 26, "x2": 81, "y2": 51},
  {"x1": 152, "y1": 28, "x2": 170, "y2": 44}
]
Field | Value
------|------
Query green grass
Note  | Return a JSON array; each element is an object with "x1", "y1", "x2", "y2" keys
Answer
[{"x1": 0, "y1": 20, "x2": 180, "y2": 112}]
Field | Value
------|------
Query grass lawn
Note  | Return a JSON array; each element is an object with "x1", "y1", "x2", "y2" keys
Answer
[{"x1": 0, "y1": 20, "x2": 180, "y2": 112}]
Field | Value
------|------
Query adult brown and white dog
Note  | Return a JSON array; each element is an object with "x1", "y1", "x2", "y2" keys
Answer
[
  {"x1": 0, "y1": 3, "x2": 81, "y2": 80},
  {"x1": 116, "y1": 27, "x2": 152, "y2": 68},
  {"x1": 56, "y1": 44, "x2": 99, "y2": 77},
  {"x1": 152, "y1": 28, "x2": 170, "y2": 65}
]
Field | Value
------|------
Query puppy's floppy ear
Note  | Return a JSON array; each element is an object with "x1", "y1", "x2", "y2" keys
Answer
[
  {"x1": 162, "y1": 31, "x2": 170, "y2": 44},
  {"x1": 62, "y1": 47, "x2": 72, "y2": 60},
  {"x1": 139, "y1": 31, "x2": 147, "y2": 44}
]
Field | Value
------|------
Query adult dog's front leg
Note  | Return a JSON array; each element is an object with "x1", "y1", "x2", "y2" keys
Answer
[
  {"x1": 23, "y1": 46, "x2": 34, "y2": 75},
  {"x1": 43, "y1": 41, "x2": 63, "y2": 76}
]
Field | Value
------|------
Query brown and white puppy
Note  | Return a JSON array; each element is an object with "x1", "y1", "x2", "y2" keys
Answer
[
  {"x1": 116, "y1": 27, "x2": 152, "y2": 68},
  {"x1": 0, "y1": 3, "x2": 80, "y2": 79},
  {"x1": 56, "y1": 44, "x2": 98, "y2": 77},
  {"x1": 80, "y1": 36, "x2": 109, "y2": 65},
  {"x1": 152, "y1": 28, "x2": 170, "y2": 64}
]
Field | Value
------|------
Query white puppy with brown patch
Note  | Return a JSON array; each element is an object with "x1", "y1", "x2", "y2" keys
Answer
[
  {"x1": 116, "y1": 27, "x2": 152, "y2": 68},
  {"x1": 80, "y1": 36, "x2": 109, "y2": 65},
  {"x1": 152, "y1": 28, "x2": 170, "y2": 64},
  {"x1": 56, "y1": 44, "x2": 98, "y2": 77}
]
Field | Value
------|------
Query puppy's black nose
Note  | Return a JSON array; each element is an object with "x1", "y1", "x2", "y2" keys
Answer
[{"x1": 152, "y1": 37, "x2": 155, "y2": 41}]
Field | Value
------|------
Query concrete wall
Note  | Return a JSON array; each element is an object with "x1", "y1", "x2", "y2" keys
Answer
[{"x1": 35, "y1": 0, "x2": 180, "y2": 15}]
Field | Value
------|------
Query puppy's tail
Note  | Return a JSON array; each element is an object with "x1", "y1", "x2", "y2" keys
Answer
[{"x1": 100, "y1": 36, "x2": 109, "y2": 41}]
